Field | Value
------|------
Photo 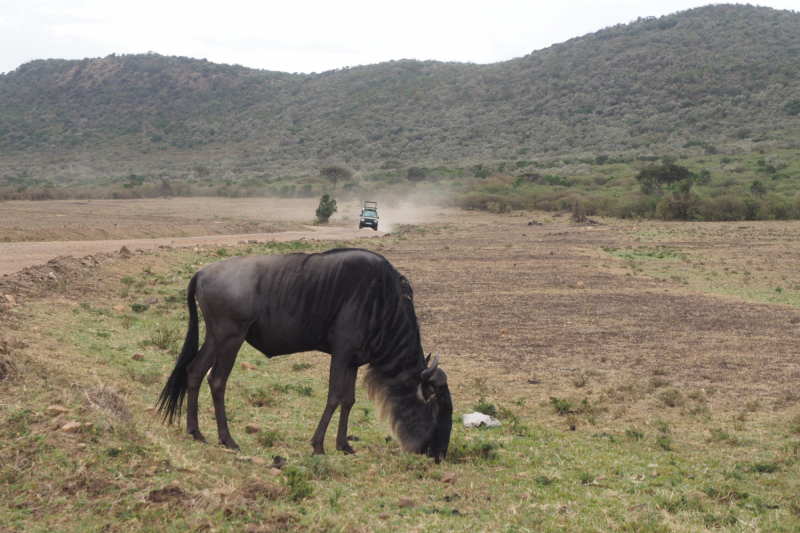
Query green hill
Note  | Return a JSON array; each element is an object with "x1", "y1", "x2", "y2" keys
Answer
[{"x1": 0, "y1": 4, "x2": 798, "y2": 186}]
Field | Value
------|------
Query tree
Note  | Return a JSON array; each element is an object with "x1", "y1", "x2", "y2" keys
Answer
[
  {"x1": 750, "y1": 180, "x2": 767, "y2": 198},
  {"x1": 319, "y1": 166, "x2": 352, "y2": 192},
  {"x1": 407, "y1": 167, "x2": 427, "y2": 183},
  {"x1": 192, "y1": 165, "x2": 210, "y2": 180},
  {"x1": 635, "y1": 163, "x2": 690, "y2": 194},
  {"x1": 315, "y1": 194, "x2": 338, "y2": 223}
]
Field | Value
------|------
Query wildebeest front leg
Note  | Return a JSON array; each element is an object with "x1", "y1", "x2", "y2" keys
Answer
[
  {"x1": 310, "y1": 356, "x2": 354, "y2": 455},
  {"x1": 335, "y1": 366, "x2": 358, "y2": 455}
]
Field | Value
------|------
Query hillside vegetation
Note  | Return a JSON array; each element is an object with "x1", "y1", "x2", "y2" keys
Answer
[{"x1": 0, "y1": 4, "x2": 799, "y2": 220}]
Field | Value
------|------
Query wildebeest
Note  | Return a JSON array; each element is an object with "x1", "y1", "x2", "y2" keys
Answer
[{"x1": 157, "y1": 248, "x2": 452, "y2": 461}]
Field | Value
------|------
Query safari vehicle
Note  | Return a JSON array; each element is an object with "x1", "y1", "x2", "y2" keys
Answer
[{"x1": 359, "y1": 201, "x2": 379, "y2": 231}]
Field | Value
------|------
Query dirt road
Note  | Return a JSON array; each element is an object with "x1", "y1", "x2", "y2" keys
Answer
[{"x1": 0, "y1": 226, "x2": 382, "y2": 276}]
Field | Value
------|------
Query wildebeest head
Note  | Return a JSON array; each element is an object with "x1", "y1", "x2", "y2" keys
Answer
[
  {"x1": 365, "y1": 352, "x2": 453, "y2": 463},
  {"x1": 416, "y1": 353, "x2": 453, "y2": 462}
]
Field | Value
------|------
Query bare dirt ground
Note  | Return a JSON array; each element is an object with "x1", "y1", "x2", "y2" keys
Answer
[
  {"x1": 0, "y1": 197, "x2": 442, "y2": 275},
  {"x1": 2, "y1": 204, "x2": 798, "y2": 417}
]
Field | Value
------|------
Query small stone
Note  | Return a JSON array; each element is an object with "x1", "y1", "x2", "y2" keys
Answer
[
  {"x1": 252, "y1": 457, "x2": 266, "y2": 466},
  {"x1": 441, "y1": 472, "x2": 457, "y2": 483},
  {"x1": 245, "y1": 423, "x2": 261, "y2": 434},
  {"x1": 501, "y1": 328, "x2": 509, "y2": 334},
  {"x1": 119, "y1": 246, "x2": 132, "y2": 256},
  {"x1": 577, "y1": 281, "x2": 585, "y2": 289},
  {"x1": 61, "y1": 421, "x2": 83, "y2": 433},
  {"x1": 45, "y1": 405, "x2": 70, "y2": 416},
  {"x1": 132, "y1": 353, "x2": 144, "y2": 361},
  {"x1": 48, "y1": 272, "x2": 57, "y2": 280},
  {"x1": 398, "y1": 497, "x2": 415, "y2": 508},
  {"x1": 378, "y1": 513, "x2": 390, "y2": 520},
  {"x1": 241, "y1": 362, "x2": 257, "y2": 371},
  {"x1": 3, "y1": 294, "x2": 16, "y2": 305},
  {"x1": 144, "y1": 297, "x2": 158, "y2": 305},
  {"x1": 112, "y1": 305, "x2": 125, "y2": 312},
  {"x1": 549, "y1": 250, "x2": 554, "y2": 255},
  {"x1": 31, "y1": 326, "x2": 40, "y2": 333},
  {"x1": 268, "y1": 468, "x2": 282, "y2": 477},
  {"x1": 149, "y1": 278, "x2": 157, "y2": 286},
  {"x1": 248, "y1": 240, "x2": 258, "y2": 244}
]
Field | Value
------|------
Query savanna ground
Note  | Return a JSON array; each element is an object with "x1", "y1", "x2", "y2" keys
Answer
[{"x1": 1, "y1": 198, "x2": 799, "y2": 532}]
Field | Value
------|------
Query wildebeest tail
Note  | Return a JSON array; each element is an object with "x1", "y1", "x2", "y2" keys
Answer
[{"x1": 156, "y1": 274, "x2": 200, "y2": 424}]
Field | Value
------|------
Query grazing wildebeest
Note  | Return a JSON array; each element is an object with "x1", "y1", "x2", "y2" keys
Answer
[{"x1": 157, "y1": 248, "x2": 452, "y2": 461}]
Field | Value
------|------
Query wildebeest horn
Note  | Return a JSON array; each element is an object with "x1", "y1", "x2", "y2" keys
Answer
[{"x1": 420, "y1": 352, "x2": 439, "y2": 381}]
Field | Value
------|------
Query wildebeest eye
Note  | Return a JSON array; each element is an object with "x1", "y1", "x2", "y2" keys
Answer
[{"x1": 417, "y1": 383, "x2": 436, "y2": 403}]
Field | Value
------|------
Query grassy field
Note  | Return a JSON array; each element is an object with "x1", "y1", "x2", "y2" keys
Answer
[{"x1": 1, "y1": 210, "x2": 799, "y2": 532}]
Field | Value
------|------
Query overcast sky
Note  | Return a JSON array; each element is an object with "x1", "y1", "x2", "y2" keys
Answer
[{"x1": 1, "y1": 1, "x2": 797, "y2": 75}]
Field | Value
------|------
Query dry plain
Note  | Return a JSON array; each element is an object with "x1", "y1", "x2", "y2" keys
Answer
[{"x1": 1, "y1": 198, "x2": 799, "y2": 532}]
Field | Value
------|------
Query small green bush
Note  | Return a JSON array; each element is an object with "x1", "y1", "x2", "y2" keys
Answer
[
  {"x1": 255, "y1": 428, "x2": 280, "y2": 447},
  {"x1": 315, "y1": 194, "x2": 338, "y2": 223},
  {"x1": 550, "y1": 397, "x2": 573, "y2": 415},
  {"x1": 473, "y1": 397, "x2": 497, "y2": 417},
  {"x1": 282, "y1": 466, "x2": 313, "y2": 500}
]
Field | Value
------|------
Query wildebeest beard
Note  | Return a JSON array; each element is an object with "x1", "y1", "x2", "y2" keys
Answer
[{"x1": 364, "y1": 361, "x2": 453, "y2": 462}]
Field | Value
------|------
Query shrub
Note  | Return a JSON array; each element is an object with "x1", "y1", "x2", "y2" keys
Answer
[
  {"x1": 626, "y1": 428, "x2": 645, "y2": 441},
  {"x1": 141, "y1": 323, "x2": 182, "y2": 353},
  {"x1": 456, "y1": 192, "x2": 507, "y2": 211},
  {"x1": 655, "y1": 192, "x2": 700, "y2": 220},
  {"x1": 550, "y1": 397, "x2": 573, "y2": 415},
  {"x1": 256, "y1": 428, "x2": 280, "y2": 447},
  {"x1": 697, "y1": 195, "x2": 748, "y2": 221},
  {"x1": 473, "y1": 397, "x2": 497, "y2": 417},
  {"x1": 315, "y1": 194, "x2": 338, "y2": 223},
  {"x1": 282, "y1": 466, "x2": 313, "y2": 500},
  {"x1": 447, "y1": 437, "x2": 501, "y2": 463},
  {"x1": 248, "y1": 388, "x2": 275, "y2": 407}
]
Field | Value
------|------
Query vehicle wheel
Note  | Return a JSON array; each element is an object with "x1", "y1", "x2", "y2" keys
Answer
[
  {"x1": 359, "y1": 224, "x2": 363, "y2": 229},
  {"x1": 374, "y1": 224, "x2": 378, "y2": 231}
]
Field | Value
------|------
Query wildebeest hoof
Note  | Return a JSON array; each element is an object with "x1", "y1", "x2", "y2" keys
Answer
[{"x1": 337, "y1": 444, "x2": 356, "y2": 455}]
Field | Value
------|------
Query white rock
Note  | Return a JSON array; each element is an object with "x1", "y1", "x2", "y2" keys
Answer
[{"x1": 462, "y1": 412, "x2": 501, "y2": 428}]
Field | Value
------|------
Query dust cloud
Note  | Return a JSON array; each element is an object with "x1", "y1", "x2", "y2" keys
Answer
[{"x1": 337, "y1": 199, "x2": 435, "y2": 234}]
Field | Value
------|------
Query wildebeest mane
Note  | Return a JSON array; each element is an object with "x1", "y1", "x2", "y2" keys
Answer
[{"x1": 358, "y1": 253, "x2": 436, "y2": 452}]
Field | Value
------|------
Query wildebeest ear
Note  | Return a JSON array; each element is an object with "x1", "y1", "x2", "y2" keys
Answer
[{"x1": 430, "y1": 368, "x2": 448, "y2": 387}]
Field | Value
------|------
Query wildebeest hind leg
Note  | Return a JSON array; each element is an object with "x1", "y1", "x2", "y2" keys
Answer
[
  {"x1": 208, "y1": 336, "x2": 246, "y2": 451},
  {"x1": 335, "y1": 366, "x2": 358, "y2": 455},
  {"x1": 185, "y1": 342, "x2": 216, "y2": 443}
]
